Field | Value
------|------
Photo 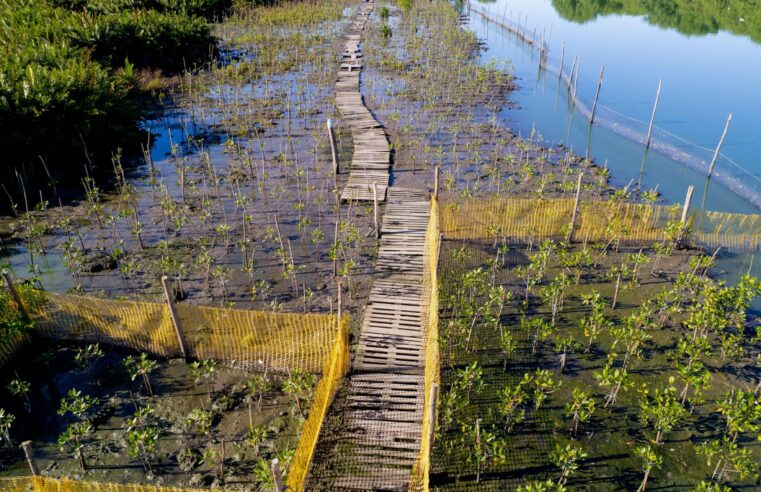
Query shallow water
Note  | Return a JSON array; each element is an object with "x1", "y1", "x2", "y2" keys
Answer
[{"x1": 467, "y1": 0, "x2": 761, "y2": 214}]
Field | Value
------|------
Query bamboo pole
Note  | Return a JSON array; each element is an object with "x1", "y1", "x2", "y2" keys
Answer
[
  {"x1": 678, "y1": 185, "x2": 695, "y2": 248},
  {"x1": 707, "y1": 113, "x2": 733, "y2": 179},
  {"x1": 568, "y1": 173, "x2": 584, "y2": 242},
  {"x1": 3, "y1": 272, "x2": 30, "y2": 322},
  {"x1": 271, "y1": 458, "x2": 284, "y2": 492},
  {"x1": 21, "y1": 441, "x2": 39, "y2": 476},
  {"x1": 558, "y1": 42, "x2": 565, "y2": 80},
  {"x1": 590, "y1": 65, "x2": 605, "y2": 125},
  {"x1": 644, "y1": 79, "x2": 662, "y2": 152},
  {"x1": 161, "y1": 276, "x2": 188, "y2": 362},
  {"x1": 373, "y1": 182, "x2": 380, "y2": 239},
  {"x1": 327, "y1": 119, "x2": 339, "y2": 174},
  {"x1": 434, "y1": 166, "x2": 440, "y2": 199}
]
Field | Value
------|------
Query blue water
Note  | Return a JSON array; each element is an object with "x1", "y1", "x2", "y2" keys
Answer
[{"x1": 468, "y1": 0, "x2": 761, "y2": 214}]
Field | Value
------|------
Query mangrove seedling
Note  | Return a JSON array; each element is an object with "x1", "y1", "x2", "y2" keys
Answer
[
  {"x1": 124, "y1": 353, "x2": 158, "y2": 397},
  {"x1": 564, "y1": 387, "x2": 595, "y2": 436},
  {"x1": 639, "y1": 383, "x2": 686, "y2": 445},
  {"x1": 58, "y1": 421, "x2": 92, "y2": 470},
  {"x1": 0, "y1": 408, "x2": 14, "y2": 447},
  {"x1": 245, "y1": 375, "x2": 272, "y2": 425},
  {"x1": 283, "y1": 369, "x2": 316, "y2": 418},
  {"x1": 186, "y1": 408, "x2": 215, "y2": 437},
  {"x1": 594, "y1": 359, "x2": 631, "y2": 408},
  {"x1": 7, "y1": 377, "x2": 31, "y2": 413},
  {"x1": 716, "y1": 389, "x2": 761, "y2": 443},
  {"x1": 522, "y1": 317, "x2": 553, "y2": 355},
  {"x1": 74, "y1": 343, "x2": 104, "y2": 369},
  {"x1": 555, "y1": 335, "x2": 579, "y2": 373},
  {"x1": 497, "y1": 374, "x2": 531, "y2": 432},
  {"x1": 58, "y1": 389, "x2": 99, "y2": 423},
  {"x1": 246, "y1": 425, "x2": 269, "y2": 458},
  {"x1": 127, "y1": 426, "x2": 160, "y2": 472},
  {"x1": 499, "y1": 328, "x2": 517, "y2": 371},
  {"x1": 533, "y1": 368, "x2": 560, "y2": 410},
  {"x1": 697, "y1": 436, "x2": 757, "y2": 484},
  {"x1": 634, "y1": 445, "x2": 661, "y2": 492},
  {"x1": 455, "y1": 361, "x2": 484, "y2": 404},
  {"x1": 191, "y1": 359, "x2": 218, "y2": 401},
  {"x1": 550, "y1": 442, "x2": 587, "y2": 486},
  {"x1": 517, "y1": 480, "x2": 566, "y2": 492},
  {"x1": 580, "y1": 291, "x2": 609, "y2": 353}
]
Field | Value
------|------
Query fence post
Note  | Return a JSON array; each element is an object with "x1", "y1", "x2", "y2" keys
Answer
[
  {"x1": 271, "y1": 458, "x2": 285, "y2": 492},
  {"x1": 434, "y1": 166, "x2": 440, "y2": 199},
  {"x1": 677, "y1": 186, "x2": 695, "y2": 248},
  {"x1": 436, "y1": 233, "x2": 443, "y2": 272},
  {"x1": 427, "y1": 383, "x2": 439, "y2": 446},
  {"x1": 3, "y1": 272, "x2": 30, "y2": 323},
  {"x1": 327, "y1": 119, "x2": 339, "y2": 175},
  {"x1": 337, "y1": 278, "x2": 343, "y2": 326},
  {"x1": 21, "y1": 441, "x2": 39, "y2": 476},
  {"x1": 161, "y1": 276, "x2": 188, "y2": 362},
  {"x1": 707, "y1": 113, "x2": 733, "y2": 179},
  {"x1": 567, "y1": 173, "x2": 583, "y2": 243},
  {"x1": 373, "y1": 182, "x2": 380, "y2": 239},
  {"x1": 590, "y1": 65, "x2": 605, "y2": 125},
  {"x1": 644, "y1": 79, "x2": 662, "y2": 152}
]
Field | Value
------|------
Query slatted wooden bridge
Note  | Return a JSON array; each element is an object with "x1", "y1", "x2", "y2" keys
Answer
[
  {"x1": 309, "y1": 187, "x2": 430, "y2": 490},
  {"x1": 336, "y1": 0, "x2": 392, "y2": 202}
]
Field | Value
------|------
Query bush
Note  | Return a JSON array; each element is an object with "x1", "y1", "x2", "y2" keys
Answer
[{"x1": 398, "y1": 0, "x2": 413, "y2": 13}]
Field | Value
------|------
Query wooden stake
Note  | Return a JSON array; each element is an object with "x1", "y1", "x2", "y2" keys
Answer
[
  {"x1": 161, "y1": 276, "x2": 188, "y2": 362},
  {"x1": 271, "y1": 458, "x2": 284, "y2": 492},
  {"x1": 327, "y1": 119, "x2": 339, "y2": 175},
  {"x1": 707, "y1": 113, "x2": 733, "y2": 179},
  {"x1": 427, "y1": 383, "x2": 439, "y2": 446},
  {"x1": 558, "y1": 42, "x2": 565, "y2": 79},
  {"x1": 21, "y1": 441, "x2": 39, "y2": 476},
  {"x1": 373, "y1": 182, "x2": 380, "y2": 239},
  {"x1": 434, "y1": 166, "x2": 440, "y2": 199},
  {"x1": 612, "y1": 272, "x2": 621, "y2": 309},
  {"x1": 590, "y1": 65, "x2": 605, "y2": 124},
  {"x1": 337, "y1": 279, "x2": 343, "y2": 326},
  {"x1": 644, "y1": 79, "x2": 662, "y2": 152},
  {"x1": 678, "y1": 185, "x2": 695, "y2": 248},
  {"x1": 436, "y1": 233, "x2": 444, "y2": 272},
  {"x1": 567, "y1": 173, "x2": 583, "y2": 242},
  {"x1": 3, "y1": 272, "x2": 29, "y2": 322}
]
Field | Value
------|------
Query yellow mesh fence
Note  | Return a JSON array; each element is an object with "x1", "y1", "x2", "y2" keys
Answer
[
  {"x1": 30, "y1": 294, "x2": 336, "y2": 372},
  {"x1": 287, "y1": 316, "x2": 350, "y2": 491},
  {"x1": 0, "y1": 331, "x2": 30, "y2": 369},
  {"x1": 440, "y1": 196, "x2": 761, "y2": 252},
  {"x1": 0, "y1": 477, "x2": 207, "y2": 492},
  {"x1": 409, "y1": 196, "x2": 440, "y2": 492}
]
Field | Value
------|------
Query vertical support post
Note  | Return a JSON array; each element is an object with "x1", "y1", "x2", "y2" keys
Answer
[
  {"x1": 436, "y1": 233, "x2": 443, "y2": 272},
  {"x1": 426, "y1": 383, "x2": 439, "y2": 448},
  {"x1": 567, "y1": 174, "x2": 583, "y2": 242},
  {"x1": 21, "y1": 441, "x2": 39, "y2": 476},
  {"x1": 337, "y1": 278, "x2": 343, "y2": 326},
  {"x1": 327, "y1": 119, "x2": 339, "y2": 175},
  {"x1": 373, "y1": 182, "x2": 380, "y2": 239},
  {"x1": 161, "y1": 276, "x2": 188, "y2": 362},
  {"x1": 677, "y1": 185, "x2": 695, "y2": 248},
  {"x1": 558, "y1": 42, "x2": 565, "y2": 79},
  {"x1": 271, "y1": 458, "x2": 284, "y2": 492},
  {"x1": 590, "y1": 65, "x2": 605, "y2": 125},
  {"x1": 434, "y1": 166, "x2": 440, "y2": 199},
  {"x1": 707, "y1": 113, "x2": 733, "y2": 179},
  {"x1": 3, "y1": 272, "x2": 30, "y2": 322},
  {"x1": 644, "y1": 79, "x2": 662, "y2": 152}
]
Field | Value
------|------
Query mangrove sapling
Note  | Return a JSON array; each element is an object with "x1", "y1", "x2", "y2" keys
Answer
[
  {"x1": 58, "y1": 421, "x2": 92, "y2": 470},
  {"x1": 638, "y1": 383, "x2": 686, "y2": 445},
  {"x1": 0, "y1": 408, "x2": 13, "y2": 447},
  {"x1": 246, "y1": 425, "x2": 268, "y2": 458},
  {"x1": 7, "y1": 377, "x2": 31, "y2": 413},
  {"x1": 579, "y1": 292, "x2": 609, "y2": 353},
  {"x1": 532, "y1": 368, "x2": 561, "y2": 410},
  {"x1": 541, "y1": 272, "x2": 571, "y2": 326},
  {"x1": 564, "y1": 387, "x2": 595, "y2": 436},
  {"x1": 125, "y1": 353, "x2": 159, "y2": 397},
  {"x1": 438, "y1": 387, "x2": 466, "y2": 433},
  {"x1": 594, "y1": 358, "x2": 631, "y2": 408},
  {"x1": 499, "y1": 328, "x2": 517, "y2": 371},
  {"x1": 75, "y1": 343, "x2": 104, "y2": 370},
  {"x1": 611, "y1": 312, "x2": 653, "y2": 369},
  {"x1": 497, "y1": 374, "x2": 531, "y2": 432},
  {"x1": 245, "y1": 374, "x2": 272, "y2": 427},
  {"x1": 522, "y1": 317, "x2": 553, "y2": 355},
  {"x1": 555, "y1": 335, "x2": 579, "y2": 372},
  {"x1": 634, "y1": 445, "x2": 662, "y2": 492},
  {"x1": 716, "y1": 389, "x2": 761, "y2": 443},
  {"x1": 58, "y1": 389, "x2": 99, "y2": 424},
  {"x1": 694, "y1": 482, "x2": 731, "y2": 492},
  {"x1": 127, "y1": 425, "x2": 160, "y2": 473},
  {"x1": 191, "y1": 359, "x2": 218, "y2": 401},
  {"x1": 186, "y1": 408, "x2": 215, "y2": 438},
  {"x1": 550, "y1": 442, "x2": 587, "y2": 486},
  {"x1": 455, "y1": 361, "x2": 484, "y2": 404},
  {"x1": 517, "y1": 480, "x2": 566, "y2": 492},
  {"x1": 283, "y1": 370, "x2": 316, "y2": 419},
  {"x1": 626, "y1": 250, "x2": 650, "y2": 287},
  {"x1": 559, "y1": 249, "x2": 593, "y2": 285},
  {"x1": 675, "y1": 336, "x2": 712, "y2": 407},
  {"x1": 609, "y1": 262, "x2": 632, "y2": 309},
  {"x1": 697, "y1": 437, "x2": 757, "y2": 484}
]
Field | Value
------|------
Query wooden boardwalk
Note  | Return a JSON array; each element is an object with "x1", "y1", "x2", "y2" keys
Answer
[
  {"x1": 308, "y1": 187, "x2": 430, "y2": 490},
  {"x1": 336, "y1": 0, "x2": 392, "y2": 202}
]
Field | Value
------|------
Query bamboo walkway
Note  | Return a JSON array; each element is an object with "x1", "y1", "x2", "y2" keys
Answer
[
  {"x1": 309, "y1": 187, "x2": 429, "y2": 491},
  {"x1": 337, "y1": 0, "x2": 392, "y2": 202}
]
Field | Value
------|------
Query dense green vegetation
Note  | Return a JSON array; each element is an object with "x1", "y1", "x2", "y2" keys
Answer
[
  {"x1": 0, "y1": 0, "x2": 224, "y2": 207},
  {"x1": 551, "y1": 0, "x2": 761, "y2": 44}
]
